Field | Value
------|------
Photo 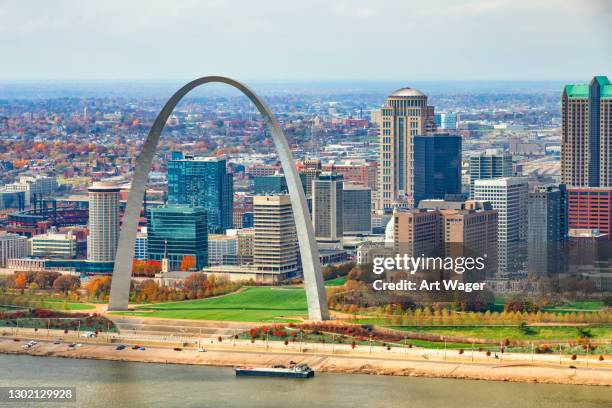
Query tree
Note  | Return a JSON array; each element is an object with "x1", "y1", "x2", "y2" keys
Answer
[
  {"x1": 180, "y1": 255, "x2": 196, "y2": 271},
  {"x1": 14, "y1": 273, "x2": 27, "y2": 293},
  {"x1": 53, "y1": 275, "x2": 80, "y2": 293}
]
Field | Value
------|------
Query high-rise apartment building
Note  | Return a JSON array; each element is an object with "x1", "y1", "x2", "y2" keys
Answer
[
  {"x1": 413, "y1": 133, "x2": 462, "y2": 205},
  {"x1": 378, "y1": 87, "x2": 436, "y2": 209},
  {"x1": 473, "y1": 177, "x2": 528, "y2": 275},
  {"x1": 561, "y1": 76, "x2": 612, "y2": 187},
  {"x1": 312, "y1": 173, "x2": 343, "y2": 242},
  {"x1": 167, "y1": 154, "x2": 233, "y2": 233},
  {"x1": 147, "y1": 205, "x2": 208, "y2": 270},
  {"x1": 87, "y1": 182, "x2": 120, "y2": 262},
  {"x1": 342, "y1": 183, "x2": 372, "y2": 235},
  {"x1": 253, "y1": 195, "x2": 299, "y2": 281},
  {"x1": 469, "y1": 149, "x2": 513, "y2": 197}
]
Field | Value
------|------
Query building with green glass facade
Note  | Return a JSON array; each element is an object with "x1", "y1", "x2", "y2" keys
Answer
[
  {"x1": 167, "y1": 153, "x2": 233, "y2": 233},
  {"x1": 147, "y1": 205, "x2": 208, "y2": 270}
]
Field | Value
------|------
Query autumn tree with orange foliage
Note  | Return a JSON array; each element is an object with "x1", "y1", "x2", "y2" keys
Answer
[
  {"x1": 180, "y1": 255, "x2": 197, "y2": 271},
  {"x1": 14, "y1": 273, "x2": 27, "y2": 293},
  {"x1": 84, "y1": 276, "x2": 112, "y2": 299},
  {"x1": 132, "y1": 260, "x2": 162, "y2": 277}
]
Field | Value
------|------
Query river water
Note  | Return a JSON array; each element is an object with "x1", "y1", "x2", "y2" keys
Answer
[{"x1": 0, "y1": 355, "x2": 610, "y2": 408}]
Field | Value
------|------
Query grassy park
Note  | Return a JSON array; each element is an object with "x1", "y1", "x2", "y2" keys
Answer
[
  {"x1": 324, "y1": 276, "x2": 348, "y2": 286},
  {"x1": 115, "y1": 286, "x2": 308, "y2": 322},
  {"x1": 385, "y1": 325, "x2": 612, "y2": 342}
]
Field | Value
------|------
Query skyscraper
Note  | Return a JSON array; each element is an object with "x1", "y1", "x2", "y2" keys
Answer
[
  {"x1": 378, "y1": 87, "x2": 436, "y2": 209},
  {"x1": 312, "y1": 172, "x2": 343, "y2": 242},
  {"x1": 167, "y1": 154, "x2": 233, "y2": 233},
  {"x1": 342, "y1": 183, "x2": 372, "y2": 235},
  {"x1": 528, "y1": 184, "x2": 568, "y2": 275},
  {"x1": 413, "y1": 133, "x2": 462, "y2": 205},
  {"x1": 253, "y1": 195, "x2": 299, "y2": 282},
  {"x1": 561, "y1": 76, "x2": 612, "y2": 241},
  {"x1": 147, "y1": 205, "x2": 208, "y2": 270},
  {"x1": 473, "y1": 177, "x2": 528, "y2": 275},
  {"x1": 469, "y1": 149, "x2": 513, "y2": 198},
  {"x1": 561, "y1": 76, "x2": 612, "y2": 187},
  {"x1": 87, "y1": 182, "x2": 120, "y2": 262}
]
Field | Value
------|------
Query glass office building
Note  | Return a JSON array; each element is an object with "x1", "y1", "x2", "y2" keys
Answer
[
  {"x1": 147, "y1": 205, "x2": 208, "y2": 270},
  {"x1": 167, "y1": 153, "x2": 233, "y2": 233},
  {"x1": 413, "y1": 133, "x2": 462, "y2": 205}
]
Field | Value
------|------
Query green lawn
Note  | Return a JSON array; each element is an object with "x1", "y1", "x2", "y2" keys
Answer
[
  {"x1": 114, "y1": 287, "x2": 308, "y2": 322},
  {"x1": 325, "y1": 276, "x2": 348, "y2": 286},
  {"x1": 384, "y1": 325, "x2": 612, "y2": 341},
  {"x1": 42, "y1": 300, "x2": 96, "y2": 311},
  {"x1": 542, "y1": 301, "x2": 605, "y2": 313}
]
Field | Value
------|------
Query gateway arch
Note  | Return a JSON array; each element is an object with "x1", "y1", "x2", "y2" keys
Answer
[{"x1": 108, "y1": 76, "x2": 329, "y2": 321}]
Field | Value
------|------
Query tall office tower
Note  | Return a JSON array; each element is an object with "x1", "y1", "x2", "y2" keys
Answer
[
  {"x1": 0, "y1": 231, "x2": 28, "y2": 267},
  {"x1": 378, "y1": 87, "x2": 436, "y2": 209},
  {"x1": 469, "y1": 149, "x2": 513, "y2": 198},
  {"x1": 434, "y1": 113, "x2": 458, "y2": 130},
  {"x1": 87, "y1": 182, "x2": 120, "y2": 262},
  {"x1": 473, "y1": 177, "x2": 528, "y2": 275},
  {"x1": 302, "y1": 158, "x2": 322, "y2": 196},
  {"x1": 167, "y1": 154, "x2": 233, "y2": 233},
  {"x1": 147, "y1": 205, "x2": 208, "y2": 270},
  {"x1": 342, "y1": 183, "x2": 372, "y2": 235},
  {"x1": 561, "y1": 76, "x2": 612, "y2": 187},
  {"x1": 253, "y1": 195, "x2": 299, "y2": 282},
  {"x1": 528, "y1": 184, "x2": 568, "y2": 275},
  {"x1": 413, "y1": 133, "x2": 462, "y2": 205},
  {"x1": 561, "y1": 77, "x2": 612, "y2": 242},
  {"x1": 528, "y1": 185, "x2": 568, "y2": 242},
  {"x1": 312, "y1": 173, "x2": 344, "y2": 243}
]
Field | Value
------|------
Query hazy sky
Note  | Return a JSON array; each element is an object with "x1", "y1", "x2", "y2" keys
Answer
[{"x1": 1, "y1": 0, "x2": 611, "y2": 81}]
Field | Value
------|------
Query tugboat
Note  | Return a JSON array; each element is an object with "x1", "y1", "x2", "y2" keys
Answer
[{"x1": 235, "y1": 363, "x2": 314, "y2": 378}]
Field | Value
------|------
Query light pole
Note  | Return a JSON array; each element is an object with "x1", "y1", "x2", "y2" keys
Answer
[{"x1": 444, "y1": 338, "x2": 447, "y2": 361}]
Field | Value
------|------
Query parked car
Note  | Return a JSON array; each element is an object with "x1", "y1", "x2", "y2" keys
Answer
[
  {"x1": 138, "y1": 346, "x2": 146, "y2": 351},
  {"x1": 174, "y1": 348, "x2": 182, "y2": 351},
  {"x1": 116, "y1": 345, "x2": 126, "y2": 350}
]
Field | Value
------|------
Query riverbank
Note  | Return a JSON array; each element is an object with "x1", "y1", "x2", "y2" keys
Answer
[{"x1": 1, "y1": 337, "x2": 610, "y2": 386}]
